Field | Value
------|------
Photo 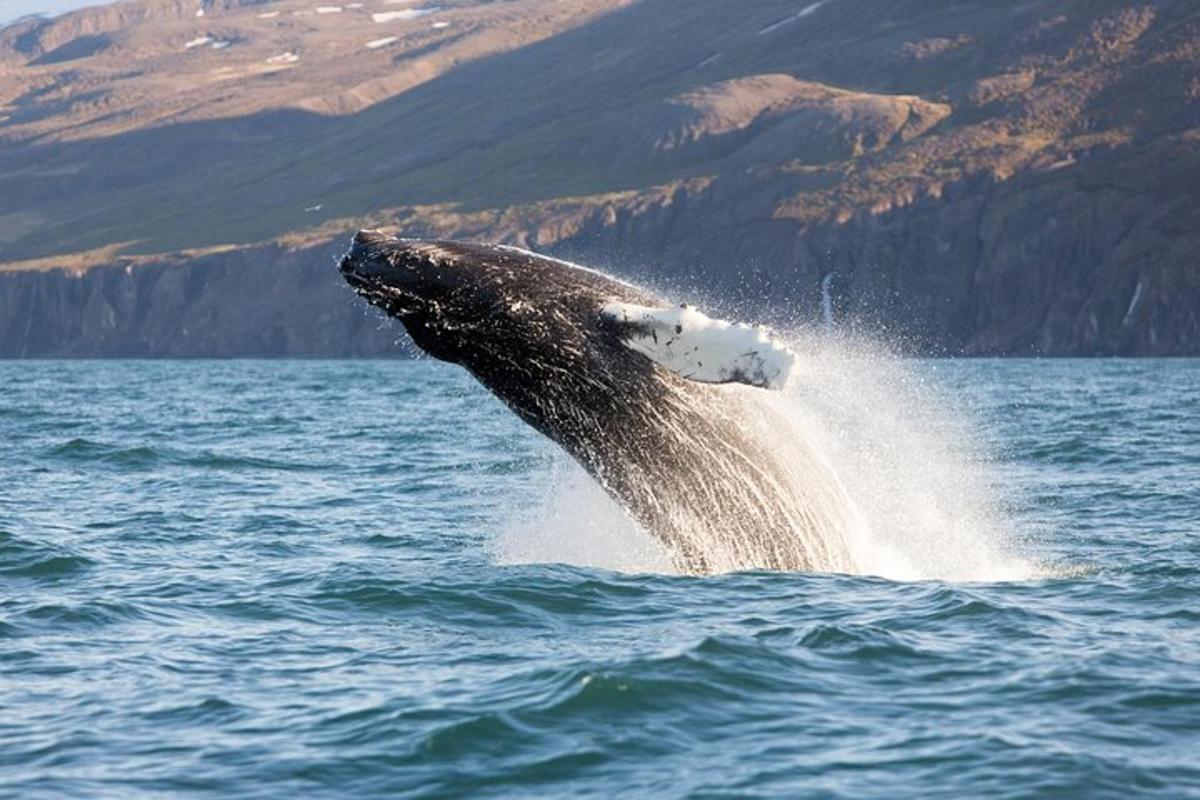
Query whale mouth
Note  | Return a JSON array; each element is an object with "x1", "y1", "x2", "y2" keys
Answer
[
  {"x1": 340, "y1": 264, "x2": 423, "y2": 316},
  {"x1": 338, "y1": 231, "x2": 426, "y2": 316}
]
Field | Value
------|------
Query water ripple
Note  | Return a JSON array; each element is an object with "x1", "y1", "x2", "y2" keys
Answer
[{"x1": 0, "y1": 359, "x2": 1196, "y2": 798}]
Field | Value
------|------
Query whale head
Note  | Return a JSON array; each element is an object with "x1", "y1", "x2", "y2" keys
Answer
[
  {"x1": 340, "y1": 231, "x2": 796, "y2": 395},
  {"x1": 338, "y1": 231, "x2": 651, "y2": 371}
]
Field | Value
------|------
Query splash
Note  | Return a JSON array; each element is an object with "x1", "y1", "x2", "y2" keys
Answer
[
  {"x1": 495, "y1": 465, "x2": 678, "y2": 575},
  {"x1": 497, "y1": 331, "x2": 1040, "y2": 583},
  {"x1": 771, "y1": 333, "x2": 1039, "y2": 581}
]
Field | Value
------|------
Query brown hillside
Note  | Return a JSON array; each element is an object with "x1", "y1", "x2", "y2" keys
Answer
[{"x1": 1, "y1": 0, "x2": 1197, "y2": 355}]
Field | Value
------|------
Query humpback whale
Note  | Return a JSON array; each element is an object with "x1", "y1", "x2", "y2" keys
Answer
[{"x1": 339, "y1": 232, "x2": 857, "y2": 574}]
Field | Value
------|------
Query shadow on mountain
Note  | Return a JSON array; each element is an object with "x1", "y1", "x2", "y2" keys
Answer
[
  {"x1": 0, "y1": 0, "x2": 1070, "y2": 261},
  {"x1": 29, "y1": 33, "x2": 110, "y2": 66}
]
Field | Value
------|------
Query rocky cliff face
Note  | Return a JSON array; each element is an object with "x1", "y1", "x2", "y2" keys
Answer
[
  {"x1": 536, "y1": 136, "x2": 1200, "y2": 355},
  {"x1": 0, "y1": 242, "x2": 405, "y2": 357},
  {"x1": 1, "y1": 0, "x2": 1197, "y2": 356}
]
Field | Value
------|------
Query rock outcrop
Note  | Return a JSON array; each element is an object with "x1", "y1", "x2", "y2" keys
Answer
[{"x1": 0, "y1": 242, "x2": 405, "y2": 357}]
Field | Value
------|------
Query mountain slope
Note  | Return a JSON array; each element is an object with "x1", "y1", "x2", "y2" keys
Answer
[{"x1": 1, "y1": 0, "x2": 1198, "y2": 355}]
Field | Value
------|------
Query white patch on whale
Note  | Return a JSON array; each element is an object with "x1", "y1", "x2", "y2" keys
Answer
[{"x1": 601, "y1": 302, "x2": 796, "y2": 390}]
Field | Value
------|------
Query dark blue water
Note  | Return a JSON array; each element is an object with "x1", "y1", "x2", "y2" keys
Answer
[{"x1": 2, "y1": 359, "x2": 1198, "y2": 798}]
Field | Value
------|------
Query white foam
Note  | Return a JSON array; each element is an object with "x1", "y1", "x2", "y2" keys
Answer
[
  {"x1": 266, "y1": 51, "x2": 300, "y2": 64},
  {"x1": 431, "y1": 20, "x2": 449, "y2": 28},
  {"x1": 257, "y1": 11, "x2": 280, "y2": 17},
  {"x1": 766, "y1": 335, "x2": 1039, "y2": 581},
  {"x1": 184, "y1": 35, "x2": 212, "y2": 49},
  {"x1": 210, "y1": 40, "x2": 230, "y2": 49},
  {"x1": 315, "y1": 5, "x2": 342, "y2": 13},
  {"x1": 497, "y1": 329, "x2": 1040, "y2": 583},
  {"x1": 365, "y1": 36, "x2": 399, "y2": 48},
  {"x1": 602, "y1": 302, "x2": 796, "y2": 389},
  {"x1": 494, "y1": 459, "x2": 677, "y2": 574}
]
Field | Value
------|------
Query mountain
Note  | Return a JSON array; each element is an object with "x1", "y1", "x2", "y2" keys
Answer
[{"x1": 1, "y1": 0, "x2": 1198, "y2": 356}]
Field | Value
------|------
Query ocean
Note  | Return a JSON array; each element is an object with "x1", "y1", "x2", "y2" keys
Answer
[{"x1": 2, "y1": 358, "x2": 1198, "y2": 798}]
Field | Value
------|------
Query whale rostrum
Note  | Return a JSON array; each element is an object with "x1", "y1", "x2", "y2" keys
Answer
[{"x1": 339, "y1": 232, "x2": 856, "y2": 574}]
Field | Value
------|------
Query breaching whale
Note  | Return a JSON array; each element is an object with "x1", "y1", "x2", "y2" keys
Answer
[{"x1": 339, "y1": 231, "x2": 857, "y2": 574}]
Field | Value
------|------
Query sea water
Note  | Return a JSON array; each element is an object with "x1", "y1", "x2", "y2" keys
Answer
[{"x1": 1, "y1": 358, "x2": 1198, "y2": 798}]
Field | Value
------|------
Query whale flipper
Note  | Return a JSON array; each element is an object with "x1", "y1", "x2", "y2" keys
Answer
[{"x1": 601, "y1": 302, "x2": 796, "y2": 390}]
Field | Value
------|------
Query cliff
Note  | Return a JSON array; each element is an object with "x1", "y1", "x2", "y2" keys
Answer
[
  {"x1": 1, "y1": 0, "x2": 1197, "y2": 356},
  {"x1": 0, "y1": 241, "x2": 407, "y2": 356}
]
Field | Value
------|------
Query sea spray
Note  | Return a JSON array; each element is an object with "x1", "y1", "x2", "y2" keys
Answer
[
  {"x1": 772, "y1": 333, "x2": 1037, "y2": 581},
  {"x1": 498, "y1": 332, "x2": 1038, "y2": 582},
  {"x1": 495, "y1": 464, "x2": 677, "y2": 574}
]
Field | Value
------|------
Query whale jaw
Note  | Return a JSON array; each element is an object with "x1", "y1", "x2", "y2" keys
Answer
[{"x1": 338, "y1": 231, "x2": 442, "y2": 319}]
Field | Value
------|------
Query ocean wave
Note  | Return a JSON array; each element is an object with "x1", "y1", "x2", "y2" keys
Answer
[
  {"x1": 0, "y1": 531, "x2": 94, "y2": 580},
  {"x1": 2, "y1": 359, "x2": 1198, "y2": 798},
  {"x1": 44, "y1": 437, "x2": 323, "y2": 472}
]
